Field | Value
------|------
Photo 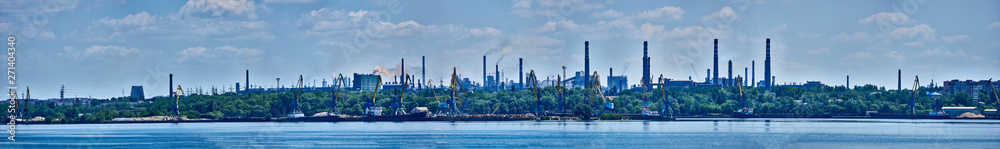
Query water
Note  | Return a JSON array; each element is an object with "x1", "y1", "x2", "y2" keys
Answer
[{"x1": 3, "y1": 119, "x2": 1000, "y2": 148}]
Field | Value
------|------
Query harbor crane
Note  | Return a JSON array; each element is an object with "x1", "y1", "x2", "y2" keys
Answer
[
  {"x1": 586, "y1": 71, "x2": 612, "y2": 116},
  {"x1": 989, "y1": 78, "x2": 998, "y2": 119},
  {"x1": 527, "y1": 70, "x2": 544, "y2": 116},
  {"x1": 174, "y1": 85, "x2": 183, "y2": 116},
  {"x1": 288, "y1": 75, "x2": 305, "y2": 118},
  {"x1": 907, "y1": 76, "x2": 920, "y2": 115},
  {"x1": 392, "y1": 74, "x2": 412, "y2": 115},
  {"x1": 438, "y1": 68, "x2": 466, "y2": 115},
  {"x1": 640, "y1": 76, "x2": 655, "y2": 116},
  {"x1": 734, "y1": 76, "x2": 753, "y2": 117},
  {"x1": 557, "y1": 75, "x2": 565, "y2": 113},
  {"x1": 659, "y1": 75, "x2": 675, "y2": 118},
  {"x1": 363, "y1": 75, "x2": 383, "y2": 116},
  {"x1": 328, "y1": 74, "x2": 347, "y2": 115}
]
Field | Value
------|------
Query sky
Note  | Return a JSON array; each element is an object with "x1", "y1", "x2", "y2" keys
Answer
[{"x1": 1, "y1": 0, "x2": 998, "y2": 99}]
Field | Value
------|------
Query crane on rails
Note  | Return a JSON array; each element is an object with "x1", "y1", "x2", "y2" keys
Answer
[
  {"x1": 586, "y1": 71, "x2": 612, "y2": 116},
  {"x1": 989, "y1": 79, "x2": 998, "y2": 119},
  {"x1": 328, "y1": 74, "x2": 347, "y2": 115},
  {"x1": 392, "y1": 74, "x2": 412, "y2": 115},
  {"x1": 733, "y1": 76, "x2": 753, "y2": 117},
  {"x1": 363, "y1": 75, "x2": 383, "y2": 116},
  {"x1": 640, "y1": 76, "x2": 656, "y2": 116},
  {"x1": 557, "y1": 75, "x2": 565, "y2": 113},
  {"x1": 907, "y1": 76, "x2": 920, "y2": 115},
  {"x1": 527, "y1": 70, "x2": 544, "y2": 116},
  {"x1": 174, "y1": 85, "x2": 183, "y2": 116},
  {"x1": 288, "y1": 75, "x2": 305, "y2": 118},
  {"x1": 659, "y1": 75, "x2": 675, "y2": 118},
  {"x1": 438, "y1": 68, "x2": 466, "y2": 115}
]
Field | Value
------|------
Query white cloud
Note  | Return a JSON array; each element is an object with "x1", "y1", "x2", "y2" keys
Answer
[
  {"x1": 902, "y1": 41, "x2": 923, "y2": 47},
  {"x1": 988, "y1": 22, "x2": 1000, "y2": 30},
  {"x1": 939, "y1": 35, "x2": 971, "y2": 43},
  {"x1": 591, "y1": 9, "x2": 623, "y2": 18},
  {"x1": 470, "y1": 27, "x2": 503, "y2": 37},
  {"x1": 774, "y1": 23, "x2": 788, "y2": 32},
  {"x1": 536, "y1": 20, "x2": 582, "y2": 32},
  {"x1": 829, "y1": 32, "x2": 871, "y2": 42},
  {"x1": 633, "y1": 23, "x2": 730, "y2": 40},
  {"x1": 263, "y1": 0, "x2": 316, "y2": 4},
  {"x1": 75, "y1": 45, "x2": 140, "y2": 58},
  {"x1": 888, "y1": 24, "x2": 935, "y2": 41},
  {"x1": 701, "y1": 6, "x2": 739, "y2": 22},
  {"x1": 922, "y1": 46, "x2": 968, "y2": 58},
  {"x1": 508, "y1": 0, "x2": 604, "y2": 18},
  {"x1": 859, "y1": 12, "x2": 913, "y2": 25},
  {"x1": 179, "y1": 0, "x2": 264, "y2": 20},
  {"x1": 216, "y1": 31, "x2": 276, "y2": 41},
  {"x1": 638, "y1": 6, "x2": 684, "y2": 20},
  {"x1": 178, "y1": 45, "x2": 262, "y2": 62},
  {"x1": 807, "y1": 48, "x2": 830, "y2": 54},
  {"x1": 93, "y1": 11, "x2": 159, "y2": 31},
  {"x1": 883, "y1": 51, "x2": 905, "y2": 62}
]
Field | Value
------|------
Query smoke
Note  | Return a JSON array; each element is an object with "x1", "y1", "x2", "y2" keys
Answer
[
  {"x1": 621, "y1": 61, "x2": 630, "y2": 75},
  {"x1": 483, "y1": 39, "x2": 513, "y2": 65},
  {"x1": 373, "y1": 64, "x2": 408, "y2": 78}
]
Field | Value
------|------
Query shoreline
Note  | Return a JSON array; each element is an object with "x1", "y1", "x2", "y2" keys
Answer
[{"x1": 12, "y1": 116, "x2": 1000, "y2": 125}]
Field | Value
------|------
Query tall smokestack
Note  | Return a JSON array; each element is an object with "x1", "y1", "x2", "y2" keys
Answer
[
  {"x1": 713, "y1": 39, "x2": 719, "y2": 85},
  {"x1": 765, "y1": 38, "x2": 771, "y2": 89},
  {"x1": 169, "y1": 74, "x2": 173, "y2": 98},
  {"x1": 643, "y1": 41, "x2": 651, "y2": 91},
  {"x1": 609, "y1": 67, "x2": 613, "y2": 88},
  {"x1": 422, "y1": 56, "x2": 425, "y2": 90},
  {"x1": 246, "y1": 70, "x2": 249, "y2": 91},
  {"x1": 585, "y1": 41, "x2": 590, "y2": 89},
  {"x1": 752, "y1": 61, "x2": 755, "y2": 87},
  {"x1": 401, "y1": 58, "x2": 405, "y2": 84},
  {"x1": 744, "y1": 67, "x2": 748, "y2": 86},
  {"x1": 847, "y1": 75, "x2": 850, "y2": 89},
  {"x1": 898, "y1": 69, "x2": 901, "y2": 90},
  {"x1": 519, "y1": 58, "x2": 523, "y2": 90},
  {"x1": 496, "y1": 65, "x2": 499, "y2": 90},
  {"x1": 483, "y1": 55, "x2": 487, "y2": 87},
  {"x1": 728, "y1": 60, "x2": 732, "y2": 87}
]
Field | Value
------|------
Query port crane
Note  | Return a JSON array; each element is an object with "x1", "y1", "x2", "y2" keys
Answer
[
  {"x1": 659, "y1": 75, "x2": 674, "y2": 118},
  {"x1": 174, "y1": 85, "x2": 183, "y2": 116},
  {"x1": 438, "y1": 67, "x2": 466, "y2": 115},
  {"x1": 328, "y1": 74, "x2": 347, "y2": 115},
  {"x1": 556, "y1": 75, "x2": 565, "y2": 113},
  {"x1": 734, "y1": 76, "x2": 753, "y2": 116},
  {"x1": 527, "y1": 70, "x2": 544, "y2": 116},
  {"x1": 392, "y1": 74, "x2": 412, "y2": 115},
  {"x1": 587, "y1": 71, "x2": 612, "y2": 116},
  {"x1": 640, "y1": 76, "x2": 655, "y2": 116},
  {"x1": 906, "y1": 76, "x2": 920, "y2": 115},
  {"x1": 989, "y1": 78, "x2": 998, "y2": 119},
  {"x1": 363, "y1": 75, "x2": 382, "y2": 116},
  {"x1": 288, "y1": 75, "x2": 305, "y2": 118}
]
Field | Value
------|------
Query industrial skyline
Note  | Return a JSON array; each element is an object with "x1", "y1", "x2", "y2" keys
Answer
[{"x1": 2, "y1": 0, "x2": 999, "y2": 99}]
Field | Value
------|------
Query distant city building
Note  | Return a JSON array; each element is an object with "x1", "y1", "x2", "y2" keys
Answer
[
  {"x1": 353, "y1": 73, "x2": 382, "y2": 91},
  {"x1": 943, "y1": 79, "x2": 1000, "y2": 100}
]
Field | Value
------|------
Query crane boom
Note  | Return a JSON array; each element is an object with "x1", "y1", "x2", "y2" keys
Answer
[
  {"x1": 329, "y1": 74, "x2": 347, "y2": 115},
  {"x1": 908, "y1": 75, "x2": 920, "y2": 114}
]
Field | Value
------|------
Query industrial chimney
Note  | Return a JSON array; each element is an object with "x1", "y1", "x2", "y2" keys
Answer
[
  {"x1": 765, "y1": 38, "x2": 771, "y2": 89},
  {"x1": 751, "y1": 61, "x2": 755, "y2": 88},
  {"x1": 898, "y1": 69, "x2": 901, "y2": 90},
  {"x1": 728, "y1": 60, "x2": 733, "y2": 87},
  {"x1": 483, "y1": 55, "x2": 487, "y2": 88},
  {"x1": 643, "y1": 41, "x2": 651, "y2": 91},
  {"x1": 169, "y1": 73, "x2": 173, "y2": 98},
  {"x1": 422, "y1": 56, "x2": 425, "y2": 90},
  {"x1": 519, "y1": 58, "x2": 523, "y2": 90},
  {"x1": 714, "y1": 39, "x2": 719, "y2": 85},
  {"x1": 584, "y1": 41, "x2": 590, "y2": 89},
  {"x1": 246, "y1": 70, "x2": 249, "y2": 91}
]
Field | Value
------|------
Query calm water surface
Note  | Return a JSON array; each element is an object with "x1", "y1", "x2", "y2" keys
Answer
[{"x1": 3, "y1": 119, "x2": 999, "y2": 148}]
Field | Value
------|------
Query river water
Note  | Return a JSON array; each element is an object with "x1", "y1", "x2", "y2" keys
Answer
[{"x1": 3, "y1": 119, "x2": 999, "y2": 148}]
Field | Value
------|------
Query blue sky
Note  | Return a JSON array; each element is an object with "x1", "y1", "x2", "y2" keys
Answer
[{"x1": 2, "y1": 0, "x2": 998, "y2": 99}]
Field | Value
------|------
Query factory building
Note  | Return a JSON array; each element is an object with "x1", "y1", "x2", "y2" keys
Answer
[
  {"x1": 130, "y1": 86, "x2": 144, "y2": 100},
  {"x1": 353, "y1": 73, "x2": 382, "y2": 91}
]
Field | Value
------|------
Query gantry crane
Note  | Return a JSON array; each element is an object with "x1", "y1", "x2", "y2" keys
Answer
[
  {"x1": 659, "y1": 75, "x2": 674, "y2": 118},
  {"x1": 288, "y1": 75, "x2": 305, "y2": 118},
  {"x1": 527, "y1": 70, "x2": 544, "y2": 115},
  {"x1": 174, "y1": 85, "x2": 183, "y2": 116},
  {"x1": 557, "y1": 75, "x2": 566, "y2": 113},
  {"x1": 586, "y1": 71, "x2": 612, "y2": 116},
  {"x1": 363, "y1": 75, "x2": 383, "y2": 116},
  {"x1": 734, "y1": 76, "x2": 753, "y2": 116},
  {"x1": 907, "y1": 75, "x2": 920, "y2": 115},
  {"x1": 328, "y1": 74, "x2": 347, "y2": 115},
  {"x1": 989, "y1": 78, "x2": 998, "y2": 119},
  {"x1": 640, "y1": 76, "x2": 655, "y2": 116},
  {"x1": 438, "y1": 67, "x2": 466, "y2": 115},
  {"x1": 392, "y1": 74, "x2": 412, "y2": 115}
]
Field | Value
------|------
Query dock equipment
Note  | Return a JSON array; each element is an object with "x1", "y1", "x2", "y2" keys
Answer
[
  {"x1": 363, "y1": 75, "x2": 383, "y2": 116},
  {"x1": 989, "y1": 79, "x2": 998, "y2": 119},
  {"x1": 734, "y1": 76, "x2": 752, "y2": 116},
  {"x1": 907, "y1": 76, "x2": 920, "y2": 115},
  {"x1": 527, "y1": 70, "x2": 544, "y2": 115},
  {"x1": 328, "y1": 74, "x2": 347, "y2": 115},
  {"x1": 640, "y1": 76, "x2": 656, "y2": 116},
  {"x1": 557, "y1": 75, "x2": 565, "y2": 113},
  {"x1": 393, "y1": 74, "x2": 412, "y2": 115},
  {"x1": 174, "y1": 85, "x2": 183, "y2": 116},
  {"x1": 587, "y1": 71, "x2": 612, "y2": 116},
  {"x1": 438, "y1": 68, "x2": 466, "y2": 115},
  {"x1": 288, "y1": 75, "x2": 305, "y2": 118},
  {"x1": 659, "y1": 75, "x2": 674, "y2": 118}
]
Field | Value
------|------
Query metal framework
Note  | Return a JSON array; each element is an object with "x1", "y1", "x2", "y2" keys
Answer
[
  {"x1": 328, "y1": 74, "x2": 347, "y2": 115},
  {"x1": 586, "y1": 71, "x2": 612, "y2": 116},
  {"x1": 527, "y1": 70, "x2": 544, "y2": 115},
  {"x1": 659, "y1": 75, "x2": 674, "y2": 118},
  {"x1": 363, "y1": 75, "x2": 382, "y2": 116},
  {"x1": 907, "y1": 76, "x2": 920, "y2": 115},
  {"x1": 393, "y1": 74, "x2": 412, "y2": 115}
]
